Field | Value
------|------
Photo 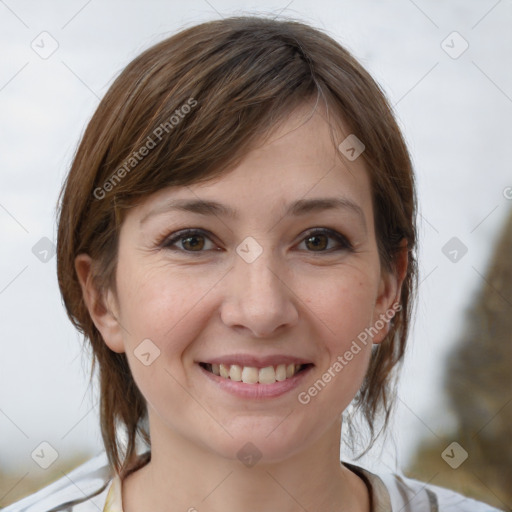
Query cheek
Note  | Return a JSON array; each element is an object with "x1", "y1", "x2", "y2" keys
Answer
[
  {"x1": 290, "y1": 275, "x2": 377, "y2": 434},
  {"x1": 301, "y1": 272, "x2": 376, "y2": 379},
  {"x1": 115, "y1": 262, "x2": 217, "y2": 415},
  {"x1": 115, "y1": 258, "x2": 221, "y2": 355},
  {"x1": 303, "y1": 271, "x2": 377, "y2": 345}
]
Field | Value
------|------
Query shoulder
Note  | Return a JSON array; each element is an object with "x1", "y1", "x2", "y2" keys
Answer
[
  {"x1": 2, "y1": 452, "x2": 113, "y2": 512},
  {"x1": 376, "y1": 470, "x2": 504, "y2": 512},
  {"x1": 344, "y1": 460, "x2": 503, "y2": 511}
]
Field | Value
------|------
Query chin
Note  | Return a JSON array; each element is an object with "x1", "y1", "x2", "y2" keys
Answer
[{"x1": 205, "y1": 416, "x2": 316, "y2": 465}]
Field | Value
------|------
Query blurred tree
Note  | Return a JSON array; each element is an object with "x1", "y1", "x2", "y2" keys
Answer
[{"x1": 407, "y1": 208, "x2": 512, "y2": 510}]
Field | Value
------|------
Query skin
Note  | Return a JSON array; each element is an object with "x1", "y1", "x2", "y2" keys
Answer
[{"x1": 76, "y1": 102, "x2": 407, "y2": 512}]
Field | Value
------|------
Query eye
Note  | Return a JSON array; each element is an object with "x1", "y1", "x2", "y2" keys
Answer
[
  {"x1": 298, "y1": 229, "x2": 353, "y2": 252},
  {"x1": 162, "y1": 229, "x2": 217, "y2": 253},
  {"x1": 160, "y1": 227, "x2": 353, "y2": 254}
]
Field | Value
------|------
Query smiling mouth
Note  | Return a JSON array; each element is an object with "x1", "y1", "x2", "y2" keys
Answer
[{"x1": 199, "y1": 362, "x2": 313, "y2": 385}]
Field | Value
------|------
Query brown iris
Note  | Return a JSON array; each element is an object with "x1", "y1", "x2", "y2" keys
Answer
[
  {"x1": 305, "y1": 233, "x2": 328, "y2": 251},
  {"x1": 181, "y1": 234, "x2": 205, "y2": 251}
]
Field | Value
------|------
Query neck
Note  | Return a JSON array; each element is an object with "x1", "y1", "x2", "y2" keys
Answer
[{"x1": 122, "y1": 416, "x2": 370, "y2": 512}]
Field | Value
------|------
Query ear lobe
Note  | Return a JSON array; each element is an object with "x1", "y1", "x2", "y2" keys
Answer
[
  {"x1": 371, "y1": 241, "x2": 408, "y2": 344},
  {"x1": 74, "y1": 253, "x2": 125, "y2": 354}
]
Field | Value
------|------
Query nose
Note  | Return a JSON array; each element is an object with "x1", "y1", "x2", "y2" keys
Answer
[{"x1": 220, "y1": 249, "x2": 299, "y2": 338}]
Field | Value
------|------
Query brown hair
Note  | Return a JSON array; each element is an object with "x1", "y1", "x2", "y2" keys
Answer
[{"x1": 56, "y1": 15, "x2": 417, "y2": 479}]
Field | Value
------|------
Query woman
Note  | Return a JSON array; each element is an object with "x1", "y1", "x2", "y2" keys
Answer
[{"x1": 5, "y1": 16, "x2": 503, "y2": 512}]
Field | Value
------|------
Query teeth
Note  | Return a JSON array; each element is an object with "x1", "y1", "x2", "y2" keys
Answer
[
  {"x1": 275, "y1": 364, "x2": 287, "y2": 381},
  {"x1": 229, "y1": 364, "x2": 242, "y2": 381},
  {"x1": 258, "y1": 366, "x2": 276, "y2": 384},
  {"x1": 241, "y1": 366, "x2": 259, "y2": 384},
  {"x1": 219, "y1": 363, "x2": 229, "y2": 378},
  {"x1": 206, "y1": 362, "x2": 306, "y2": 384}
]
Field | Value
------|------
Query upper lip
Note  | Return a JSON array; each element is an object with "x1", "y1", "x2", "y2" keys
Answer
[{"x1": 198, "y1": 354, "x2": 313, "y2": 368}]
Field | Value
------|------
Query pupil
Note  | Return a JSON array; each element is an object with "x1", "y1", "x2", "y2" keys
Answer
[
  {"x1": 183, "y1": 235, "x2": 204, "y2": 250},
  {"x1": 307, "y1": 234, "x2": 327, "y2": 251}
]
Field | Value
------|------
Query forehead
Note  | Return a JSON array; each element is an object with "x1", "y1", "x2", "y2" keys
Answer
[{"x1": 128, "y1": 105, "x2": 373, "y2": 230}]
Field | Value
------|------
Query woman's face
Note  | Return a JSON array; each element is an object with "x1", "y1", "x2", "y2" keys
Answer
[{"x1": 81, "y1": 104, "x2": 402, "y2": 463}]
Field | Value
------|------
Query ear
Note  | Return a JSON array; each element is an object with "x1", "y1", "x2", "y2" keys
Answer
[
  {"x1": 74, "y1": 253, "x2": 125, "y2": 353},
  {"x1": 371, "y1": 240, "x2": 408, "y2": 344}
]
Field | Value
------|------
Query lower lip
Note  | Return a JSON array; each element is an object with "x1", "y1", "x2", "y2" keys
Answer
[{"x1": 197, "y1": 364, "x2": 313, "y2": 399}]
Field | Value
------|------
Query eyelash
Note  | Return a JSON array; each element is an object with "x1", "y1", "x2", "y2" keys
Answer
[{"x1": 159, "y1": 228, "x2": 353, "y2": 254}]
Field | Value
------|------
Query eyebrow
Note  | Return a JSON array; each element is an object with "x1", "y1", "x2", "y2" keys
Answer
[{"x1": 139, "y1": 197, "x2": 367, "y2": 231}]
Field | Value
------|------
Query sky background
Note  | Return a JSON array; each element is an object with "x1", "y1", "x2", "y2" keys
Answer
[{"x1": 1, "y1": 0, "x2": 511, "y2": 481}]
